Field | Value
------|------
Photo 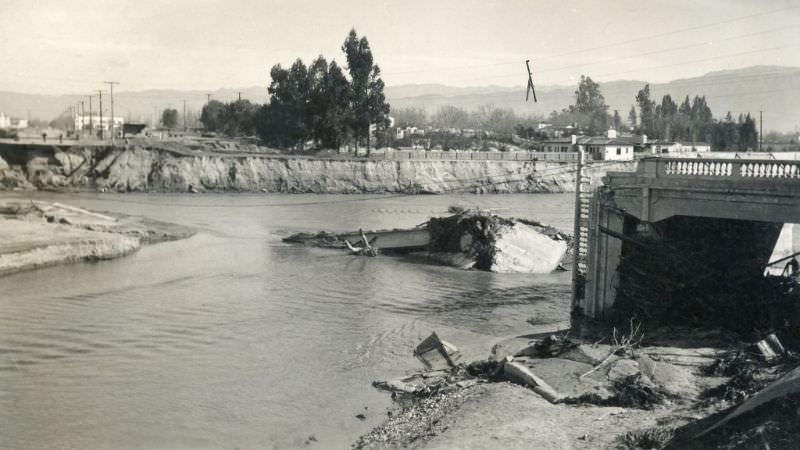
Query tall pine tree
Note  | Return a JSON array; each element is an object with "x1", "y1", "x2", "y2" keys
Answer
[{"x1": 342, "y1": 29, "x2": 389, "y2": 154}]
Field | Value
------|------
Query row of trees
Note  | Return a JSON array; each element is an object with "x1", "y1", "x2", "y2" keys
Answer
[
  {"x1": 542, "y1": 77, "x2": 760, "y2": 151},
  {"x1": 255, "y1": 29, "x2": 390, "y2": 151},
  {"x1": 393, "y1": 105, "x2": 544, "y2": 139},
  {"x1": 197, "y1": 30, "x2": 390, "y2": 152},
  {"x1": 631, "y1": 85, "x2": 758, "y2": 150},
  {"x1": 199, "y1": 99, "x2": 259, "y2": 136}
]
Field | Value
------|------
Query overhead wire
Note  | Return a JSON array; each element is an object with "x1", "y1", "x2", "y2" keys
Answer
[{"x1": 378, "y1": 5, "x2": 800, "y2": 79}]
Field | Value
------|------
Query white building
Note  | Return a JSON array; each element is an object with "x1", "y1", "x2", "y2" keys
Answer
[
  {"x1": 74, "y1": 114, "x2": 124, "y2": 132},
  {"x1": 541, "y1": 129, "x2": 635, "y2": 161},
  {"x1": 0, "y1": 113, "x2": 28, "y2": 129},
  {"x1": 649, "y1": 141, "x2": 711, "y2": 154}
]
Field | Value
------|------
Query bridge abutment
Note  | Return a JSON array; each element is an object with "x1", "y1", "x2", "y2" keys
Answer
[{"x1": 576, "y1": 156, "x2": 800, "y2": 328}]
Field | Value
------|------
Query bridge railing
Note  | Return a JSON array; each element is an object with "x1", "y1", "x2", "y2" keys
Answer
[{"x1": 648, "y1": 157, "x2": 800, "y2": 180}]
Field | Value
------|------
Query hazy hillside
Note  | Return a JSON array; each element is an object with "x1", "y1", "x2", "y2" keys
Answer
[
  {"x1": 0, "y1": 87, "x2": 267, "y2": 125},
  {"x1": 387, "y1": 66, "x2": 800, "y2": 132},
  {"x1": 0, "y1": 66, "x2": 797, "y2": 131}
]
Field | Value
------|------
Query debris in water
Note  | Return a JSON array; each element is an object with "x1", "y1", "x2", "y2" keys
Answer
[
  {"x1": 283, "y1": 208, "x2": 569, "y2": 273},
  {"x1": 344, "y1": 229, "x2": 379, "y2": 257}
]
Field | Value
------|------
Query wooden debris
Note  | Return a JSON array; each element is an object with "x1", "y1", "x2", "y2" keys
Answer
[
  {"x1": 580, "y1": 319, "x2": 644, "y2": 378},
  {"x1": 345, "y1": 229, "x2": 379, "y2": 257},
  {"x1": 414, "y1": 332, "x2": 460, "y2": 370}
]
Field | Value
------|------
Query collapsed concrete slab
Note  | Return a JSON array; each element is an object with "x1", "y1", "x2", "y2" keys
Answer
[{"x1": 283, "y1": 209, "x2": 570, "y2": 274}]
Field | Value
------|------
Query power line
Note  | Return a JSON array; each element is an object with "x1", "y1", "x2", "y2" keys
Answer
[
  {"x1": 547, "y1": 5, "x2": 800, "y2": 60},
  {"x1": 97, "y1": 89, "x2": 104, "y2": 140}
]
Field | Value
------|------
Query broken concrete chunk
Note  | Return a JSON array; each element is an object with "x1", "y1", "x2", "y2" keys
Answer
[
  {"x1": 373, "y1": 379, "x2": 424, "y2": 395},
  {"x1": 502, "y1": 360, "x2": 563, "y2": 404},
  {"x1": 558, "y1": 344, "x2": 615, "y2": 366},
  {"x1": 765, "y1": 333, "x2": 786, "y2": 356},
  {"x1": 755, "y1": 333, "x2": 786, "y2": 363},
  {"x1": 755, "y1": 339, "x2": 778, "y2": 363}
]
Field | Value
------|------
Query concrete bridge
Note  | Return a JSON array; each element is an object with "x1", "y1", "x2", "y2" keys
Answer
[{"x1": 576, "y1": 156, "x2": 800, "y2": 319}]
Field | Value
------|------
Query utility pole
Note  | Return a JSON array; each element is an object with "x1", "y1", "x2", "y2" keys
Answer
[
  {"x1": 183, "y1": 99, "x2": 187, "y2": 131},
  {"x1": 80, "y1": 101, "x2": 85, "y2": 135},
  {"x1": 88, "y1": 95, "x2": 93, "y2": 137},
  {"x1": 97, "y1": 90, "x2": 104, "y2": 140},
  {"x1": 206, "y1": 93, "x2": 211, "y2": 105},
  {"x1": 105, "y1": 81, "x2": 119, "y2": 145},
  {"x1": 759, "y1": 110, "x2": 763, "y2": 152},
  {"x1": 238, "y1": 91, "x2": 241, "y2": 101}
]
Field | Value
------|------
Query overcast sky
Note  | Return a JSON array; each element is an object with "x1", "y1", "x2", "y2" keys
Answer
[{"x1": 1, "y1": 0, "x2": 798, "y2": 94}]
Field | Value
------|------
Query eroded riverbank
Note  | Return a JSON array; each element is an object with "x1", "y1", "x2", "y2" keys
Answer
[{"x1": 0, "y1": 142, "x2": 635, "y2": 194}]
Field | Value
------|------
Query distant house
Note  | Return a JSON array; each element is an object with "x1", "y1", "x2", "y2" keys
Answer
[
  {"x1": 649, "y1": 140, "x2": 711, "y2": 154},
  {"x1": 584, "y1": 136, "x2": 635, "y2": 161},
  {"x1": 541, "y1": 128, "x2": 635, "y2": 161},
  {"x1": 395, "y1": 126, "x2": 426, "y2": 140},
  {"x1": 541, "y1": 137, "x2": 574, "y2": 153}
]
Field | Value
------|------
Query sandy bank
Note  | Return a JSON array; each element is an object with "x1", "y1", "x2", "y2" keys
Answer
[{"x1": 0, "y1": 200, "x2": 194, "y2": 275}]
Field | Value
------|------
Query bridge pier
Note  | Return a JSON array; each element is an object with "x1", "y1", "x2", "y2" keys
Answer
[{"x1": 582, "y1": 189, "x2": 626, "y2": 319}]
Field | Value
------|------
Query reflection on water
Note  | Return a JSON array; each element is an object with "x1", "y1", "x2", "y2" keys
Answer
[{"x1": 0, "y1": 193, "x2": 573, "y2": 449}]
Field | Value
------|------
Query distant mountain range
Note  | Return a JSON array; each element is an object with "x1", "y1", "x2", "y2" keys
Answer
[
  {"x1": 385, "y1": 66, "x2": 800, "y2": 133},
  {"x1": 0, "y1": 66, "x2": 797, "y2": 132}
]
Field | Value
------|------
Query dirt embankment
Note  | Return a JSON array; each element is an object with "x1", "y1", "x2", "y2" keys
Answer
[
  {"x1": 0, "y1": 200, "x2": 194, "y2": 276},
  {"x1": 0, "y1": 143, "x2": 635, "y2": 194}
]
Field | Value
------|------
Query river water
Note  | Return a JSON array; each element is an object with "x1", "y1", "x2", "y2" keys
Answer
[{"x1": 0, "y1": 193, "x2": 574, "y2": 450}]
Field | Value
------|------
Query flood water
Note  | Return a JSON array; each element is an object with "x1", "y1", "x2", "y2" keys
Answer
[{"x1": 0, "y1": 193, "x2": 574, "y2": 450}]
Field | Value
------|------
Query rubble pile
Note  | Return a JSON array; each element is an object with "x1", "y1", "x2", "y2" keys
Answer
[{"x1": 357, "y1": 324, "x2": 800, "y2": 449}]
